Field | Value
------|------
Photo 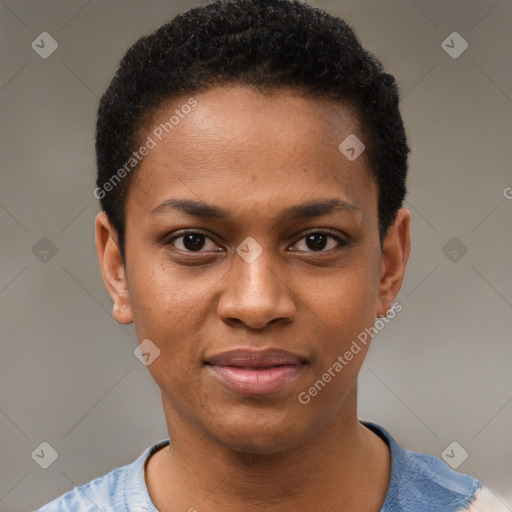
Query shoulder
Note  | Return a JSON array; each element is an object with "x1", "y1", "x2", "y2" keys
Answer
[
  {"x1": 34, "y1": 465, "x2": 128, "y2": 512},
  {"x1": 362, "y1": 422, "x2": 506, "y2": 512},
  {"x1": 34, "y1": 440, "x2": 170, "y2": 512}
]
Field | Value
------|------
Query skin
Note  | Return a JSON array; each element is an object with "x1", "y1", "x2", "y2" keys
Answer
[{"x1": 95, "y1": 85, "x2": 411, "y2": 511}]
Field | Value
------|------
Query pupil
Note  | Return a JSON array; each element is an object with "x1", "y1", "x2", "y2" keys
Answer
[
  {"x1": 306, "y1": 233, "x2": 327, "y2": 251},
  {"x1": 184, "y1": 234, "x2": 205, "y2": 251}
]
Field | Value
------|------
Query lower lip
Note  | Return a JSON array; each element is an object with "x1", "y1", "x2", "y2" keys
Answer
[{"x1": 207, "y1": 364, "x2": 304, "y2": 395}]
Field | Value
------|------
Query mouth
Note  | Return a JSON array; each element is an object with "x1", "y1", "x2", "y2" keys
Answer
[{"x1": 205, "y1": 349, "x2": 307, "y2": 396}]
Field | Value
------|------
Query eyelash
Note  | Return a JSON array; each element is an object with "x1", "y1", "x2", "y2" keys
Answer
[{"x1": 165, "y1": 229, "x2": 348, "y2": 254}]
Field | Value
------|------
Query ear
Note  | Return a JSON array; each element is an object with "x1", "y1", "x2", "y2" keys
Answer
[
  {"x1": 377, "y1": 208, "x2": 411, "y2": 317},
  {"x1": 95, "y1": 211, "x2": 133, "y2": 325}
]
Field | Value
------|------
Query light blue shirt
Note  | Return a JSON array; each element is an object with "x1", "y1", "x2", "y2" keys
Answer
[{"x1": 35, "y1": 422, "x2": 489, "y2": 511}]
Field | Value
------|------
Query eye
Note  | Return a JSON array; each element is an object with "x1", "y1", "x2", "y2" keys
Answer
[
  {"x1": 167, "y1": 232, "x2": 221, "y2": 252},
  {"x1": 166, "y1": 230, "x2": 346, "y2": 254},
  {"x1": 289, "y1": 231, "x2": 347, "y2": 252}
]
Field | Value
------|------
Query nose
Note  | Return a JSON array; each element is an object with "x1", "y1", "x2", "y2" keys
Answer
[{"x1": 216, "y1": 245, "x2": 296, "y2": 330}]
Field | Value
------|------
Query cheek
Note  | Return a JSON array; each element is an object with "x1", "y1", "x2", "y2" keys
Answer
[
  {"x1": 299, "y1": 274, "x2": 376, "y2": 410},
  {"x1": 126, "y1": 268, "x2": 182, "y2": 361},
  {"x1": 303, "y1": 263, "x2": 380, "y2": 394},
  {"x1": 313, "y1": 262, "x2": 379, "y2": 331},
  {"x1": 126, "y1": 258, "x2": 216, "y2": 376},
  {"x1": 127, "y1": 257, "x2": 203, "y2": 330}
]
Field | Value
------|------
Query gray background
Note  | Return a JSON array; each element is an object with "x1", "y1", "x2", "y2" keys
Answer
[{"x1": 0, "y1": 0, "x2": 511, "y2": 510}]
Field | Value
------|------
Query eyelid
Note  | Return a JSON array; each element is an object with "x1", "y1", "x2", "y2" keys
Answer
[
  {"x1": 166, "y1": 229, "x2": 213, "y2": 242},
  {"x1": 289, "y1": 228, "x2": 348, "y2": 251},
  {"x1": 297, "y1": 228, "x2": 347, "y2": 240},
  {"x1": 166, "y1": 230, "x2": 223, "y2": 252}
]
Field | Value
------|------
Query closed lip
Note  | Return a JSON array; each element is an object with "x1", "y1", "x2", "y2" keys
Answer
[
  {"x1": 205, "y1": 348, "x2": 307, "y2": 368},
  {"x1": 205, "y1": 348, "x2": 307, "y2": 395}
]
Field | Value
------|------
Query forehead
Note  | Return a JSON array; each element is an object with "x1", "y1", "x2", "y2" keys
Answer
[{"x1": 127, "y1": 85, "x2": 376, "y2": 224}]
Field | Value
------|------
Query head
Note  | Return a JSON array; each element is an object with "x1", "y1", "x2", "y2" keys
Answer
[{"x1": 95, "y1": 0, "x2": 410, "y2": 454}]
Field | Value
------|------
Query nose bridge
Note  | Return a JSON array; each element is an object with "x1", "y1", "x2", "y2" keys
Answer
[
  {"x1": 217, "y1": 238, "x2": 296, "y2": 328},
  {"x1": 239, "y1": 248, "x2": 279, "y2": 295}
]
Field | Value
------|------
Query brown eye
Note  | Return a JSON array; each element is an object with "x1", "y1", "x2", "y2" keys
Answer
[
  {"x1": 290, "y1": 231, "x2": 346, "y2": 252},
  {"x1": 168, "y1": 232, "x2": 220, "y2": 252},
  {"x1": 305, "y1": 233, "x2": 329, "y2": 251}
]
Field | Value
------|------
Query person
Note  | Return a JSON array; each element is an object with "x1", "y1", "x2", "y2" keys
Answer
[{"x1": 35, "y1": 0, "x2": 507, "y2": 510}]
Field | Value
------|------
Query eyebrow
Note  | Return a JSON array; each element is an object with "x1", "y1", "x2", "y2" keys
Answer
[{"x1": 148, "y1": 198, "x2": 361, "y2": 220}]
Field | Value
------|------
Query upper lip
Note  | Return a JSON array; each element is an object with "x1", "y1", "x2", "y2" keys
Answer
[{"x1": 205, "y1": 349, "x2": 307, "y2": 367}]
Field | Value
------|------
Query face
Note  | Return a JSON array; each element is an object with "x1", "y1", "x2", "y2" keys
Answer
[{"x1": 96, "y1": 85, "x2": 410, "y2": 454}]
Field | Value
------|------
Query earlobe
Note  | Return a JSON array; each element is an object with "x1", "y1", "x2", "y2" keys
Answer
[
  {"x1": 95, "y1": 211, "x2": 134, "y2": 325},
  {"x1": 377, "y1": 208, "x2": 411, "y2": 318}
]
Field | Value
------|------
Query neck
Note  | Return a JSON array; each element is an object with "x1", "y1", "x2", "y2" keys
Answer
[{"x1": 146, "y1": 394, "x2": 390, "y2": 512}]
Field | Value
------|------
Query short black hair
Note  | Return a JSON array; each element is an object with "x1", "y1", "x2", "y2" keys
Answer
[{"x1": 95, "y1": 0, "x2": 409, "y2": 263}]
